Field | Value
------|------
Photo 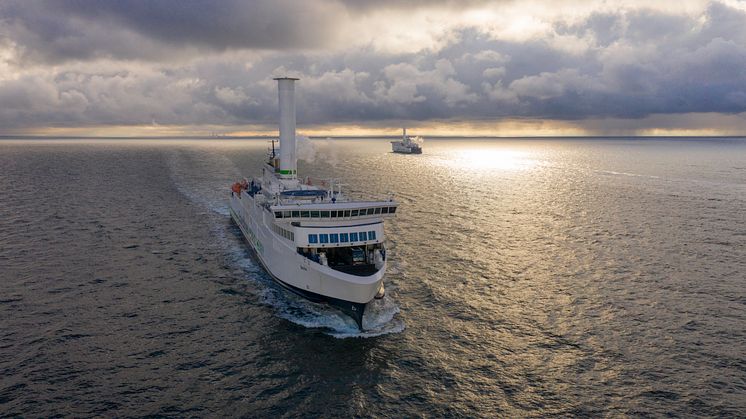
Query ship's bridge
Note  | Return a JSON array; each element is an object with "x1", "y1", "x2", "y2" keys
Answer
[
  {"x1": 295, "y1": 222, "x2": 384, "y2": 248},
  {"x1": 270, "y1": 201, "x2": 397, "y2": 221}
]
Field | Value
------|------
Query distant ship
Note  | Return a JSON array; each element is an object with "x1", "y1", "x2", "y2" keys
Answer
[
  {"x1": 229, "y1": 78, "x2": 399, "y2": 330},
  {"x1": 391, "y1": 128, "x2": 423, "y2": 154}
]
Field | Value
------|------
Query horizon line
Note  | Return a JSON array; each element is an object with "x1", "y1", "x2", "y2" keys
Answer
[{"x1": 2, "y1": 134, "x2": 746, "y2": 140}]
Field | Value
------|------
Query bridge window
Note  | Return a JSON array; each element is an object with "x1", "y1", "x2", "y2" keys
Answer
[
  {"x1": 350, "y1": 232, "x2": 358, "y2": 242},
  {"x1": 389, "y1": 207, "x2": 397, "y2": 213},
  {"x1": 359, "y1": 231, "x2": 367, "y2": 241},
  {"x1": 368, "y1": 208, "x2": 376, "y2": 215},
  {"x1": 351, "y1": 209, "x2": 359, "y2": 217},
  {"x1": 275, "y1": 212, "x2": 282, "y2": 218},
  {"x1": 340, "y1": 233, "x2": 349, "y2": 242},
  {"x1": 381, "y1": 207, "x2": 389, "y2": 214},
  {"x1": 308, "y1": 234, "x2": 318, "y2": 244},
  {"x1": 321, "y1": 211, "x2": 330, "y2": 218},
  {"x1": 301, "y1": 211, "x2": 310, "y2": 218},
  {"x1": 292, "y1": 211, "x2": 300, "y2": 217},
  {"x1": 320, "y1": 234, "x2": 329, "y2": 243},
  {"x1": 368, "y1": 230, "x2": 376, "y2": 240},
  {"x1": 343, "y1": 210, "x2": 351, "y2": 217},
  {"x1": 283, "y1": 211, "x2": 291, "y2": 218},
  {"x1": 310, "y1": 210, "x2": 320, "y2": 218},
  {"x1": 374, "y1": 207, "x2": 381, "y2": 214},
  {"x1": 330, "y1": 233, "x2": 338, "y2": 243}
]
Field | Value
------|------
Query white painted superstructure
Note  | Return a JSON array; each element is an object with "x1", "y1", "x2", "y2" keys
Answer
[
  {"x1": 229, "y1": 78, "x2": 398, "y2": 329},
  {"x1": 391, "y1": 128, "x2": 423, "y2": 154}
]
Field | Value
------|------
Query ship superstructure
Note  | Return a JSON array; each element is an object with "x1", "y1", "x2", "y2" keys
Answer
[
  {"x1": 229, "y1": 78, "x2": 398, "y2": 330},
  {"x1": 391, "y1": 128, "x2": 423, "y2": 154}
]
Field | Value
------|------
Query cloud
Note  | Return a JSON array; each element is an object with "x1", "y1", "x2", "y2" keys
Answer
[
  {"x1": 0, "y1": 0, "x2": 342, "y2": 64},
  {"x1": 1, "y1": 0, "x2": 746, "y2": 134},
  {"x1": 214, "y1": 86, "x2": 251, "y2": 106}
]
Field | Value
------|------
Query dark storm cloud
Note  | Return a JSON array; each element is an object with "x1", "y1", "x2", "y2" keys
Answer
[
  {"x1": 0, "y1": 0, "x2": 506, "y2": 64},
  {"x1": 1, "y1": 1, "x2": 746, "y2": 132},
  {"x1": 47, "y1": 0, "x2": 338, "y2": 49},
  {"x1": 0, "y1": 0, "x2": 340, "y2": 63}
]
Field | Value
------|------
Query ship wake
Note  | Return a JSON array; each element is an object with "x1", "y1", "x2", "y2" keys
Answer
[{"x1": 259, "y1": 284, "x2": 405, "y2": 338}]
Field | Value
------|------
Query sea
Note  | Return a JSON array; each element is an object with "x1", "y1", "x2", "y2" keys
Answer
[{"x1": 1, "y1": 137, "x2": 744, "y2": 417}]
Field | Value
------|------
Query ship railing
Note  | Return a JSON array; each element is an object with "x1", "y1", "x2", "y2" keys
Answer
[
  {"x1": 340, "y1": 190, "x2": 396, "y2": 203},
  {"x1": 300, "y1": 178, "x2": 391, "y2": 200},
  {"x1": 275, "y1": 193, "x2": 395, "y2": 206}
]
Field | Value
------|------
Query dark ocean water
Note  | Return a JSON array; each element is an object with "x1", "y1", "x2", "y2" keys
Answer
[{"x1": 1, "y1": 137, "x2": 745, "y2": 417}]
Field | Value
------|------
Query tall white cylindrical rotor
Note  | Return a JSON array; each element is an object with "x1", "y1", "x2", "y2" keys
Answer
[{"x1": 275, "y1": 77, "x2": 299, "y2": 179}]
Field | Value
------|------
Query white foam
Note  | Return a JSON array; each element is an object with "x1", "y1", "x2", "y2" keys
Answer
[
  {"x1": 596, "y1": 170, "x2": 660, "y2": 179},
  {"x1": 255, "y1": 279, "x2": 404, "y2": 338}
]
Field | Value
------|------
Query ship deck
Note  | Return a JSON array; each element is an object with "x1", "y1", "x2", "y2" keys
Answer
[{"x1": 331, "y1": 264, "x2": 379, "y2": 276}]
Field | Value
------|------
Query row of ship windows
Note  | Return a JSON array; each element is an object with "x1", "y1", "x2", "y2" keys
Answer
[
  {"x1": 308, "y1": 231, "x2": 377, "y2": 244},
  {"x1": 272, "y1": 224, "x2": 295, "y2": 241},
  {"x1": 275, "y1": 206, "x2": 396, "y2": 219}
]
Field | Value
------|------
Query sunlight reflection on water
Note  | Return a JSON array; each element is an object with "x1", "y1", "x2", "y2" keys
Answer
[
  {"x1": 1, "y1": 137, "x2": 744, "y2": 417},
  {"x1": 453, "y1": 148, "x2": 538, "y2": 171}
]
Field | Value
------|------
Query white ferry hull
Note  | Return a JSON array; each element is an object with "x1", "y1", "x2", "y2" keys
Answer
[
  {"x1": 229, "y1": 194, "x2": 384, "y2": 329},
  {"x1": 391, "y1": 143, "x2": 422, "y2": 154}
]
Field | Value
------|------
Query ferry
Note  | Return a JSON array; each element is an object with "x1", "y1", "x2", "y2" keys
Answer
[
  {"x1": 229, "y1": 78, "x2": 398, "y2": 330},
  {"x1": 391, "y1": 128, "x2": 423, "y2": 154}
]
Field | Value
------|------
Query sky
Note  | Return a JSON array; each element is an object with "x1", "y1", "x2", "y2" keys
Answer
[{"x1": 1, "y1": 0, "x2": 746, "y2": 137}]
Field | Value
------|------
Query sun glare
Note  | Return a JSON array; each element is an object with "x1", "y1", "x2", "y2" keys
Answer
[{"x1": 455, "y1": 148, "x2": 536, "y2": 171}]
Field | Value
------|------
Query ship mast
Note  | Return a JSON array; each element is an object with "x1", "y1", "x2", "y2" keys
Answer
[{"x1": 274, "y1": 77, "x2": 299, "y2": 180}]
